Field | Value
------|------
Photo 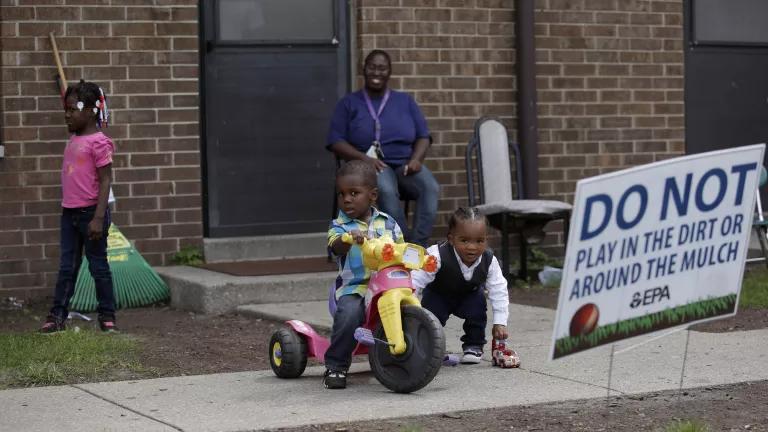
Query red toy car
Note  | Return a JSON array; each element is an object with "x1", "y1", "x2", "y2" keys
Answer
[{"x1": 492, "y1": 339, "x2": 520, "y2": 368}]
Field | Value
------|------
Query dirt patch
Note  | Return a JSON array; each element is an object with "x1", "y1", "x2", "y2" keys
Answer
[
  {"x1": 120, "y1": 306, "x2": 281, "y2": 375},
  {"x1": 690, "y1": 307, "x2": 768, "y2": 332},
  {"x1": 271, "y1": 380, "x2": 768, "y2": 432}
]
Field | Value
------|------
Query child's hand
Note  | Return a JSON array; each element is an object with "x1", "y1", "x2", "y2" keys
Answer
[
  {"x1": 88, "y1": 216, "x2": 104, "y2": 241},
  {"x1": 492, "y1": 324, "x2": 509, "y2": 340},
  {"x1": 349, "y1": 229, "x2": 366, "y2": 245}
]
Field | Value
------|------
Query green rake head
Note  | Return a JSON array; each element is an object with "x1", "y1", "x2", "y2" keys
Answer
[{"x1": 69, "y1": 224, "x2": 169, "y2": 312}]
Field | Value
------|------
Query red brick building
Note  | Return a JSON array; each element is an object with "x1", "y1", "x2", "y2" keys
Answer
[{"x1": 2, "y1": 0, "x2": 765, "y2": 299}]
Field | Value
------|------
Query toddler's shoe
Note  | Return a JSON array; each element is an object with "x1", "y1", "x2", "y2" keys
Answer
[
  {"x1": 492, "y1": 339, "x2": 521, "y2": 368},
  {"x1": 323, "y1": 369, "x2": 347, "y2": 389},
  {"x1": 460, "y1": 347, "x2": 482, "y2": 364},
  {"x1": 39, "y1": 315, "x2": 66, "y2": 334}
]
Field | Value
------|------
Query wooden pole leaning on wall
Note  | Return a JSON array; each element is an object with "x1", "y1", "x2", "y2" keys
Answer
[{"x1": 49, "y1": 32, "x2": 67, "y2": 97}]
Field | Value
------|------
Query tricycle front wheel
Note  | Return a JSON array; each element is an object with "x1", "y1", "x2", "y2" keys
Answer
[
  {"x1": 269, "y1": 327, "x2": 308, "y2": 378},
  {"x1": 369, "y1": 305, "x2": 446, "y2": 393}
]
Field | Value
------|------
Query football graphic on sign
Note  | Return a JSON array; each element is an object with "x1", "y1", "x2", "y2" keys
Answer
[{"x1": 569, "y1": 303, "x2": 599, "y2": 337}]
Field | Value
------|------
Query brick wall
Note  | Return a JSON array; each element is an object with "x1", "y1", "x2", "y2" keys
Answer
[
  {"x1": 536, "y1": 0, "x2": 685, "y2": 200},
  {"x1": 0, "y1": 0, "x2": 685, "y2": 298},
  {"x1": 356, "y1": 0, "x2": 684, "y2": 241},
  {"x1": 0, "y1": 0, "x2": 201, "y2": 299}
]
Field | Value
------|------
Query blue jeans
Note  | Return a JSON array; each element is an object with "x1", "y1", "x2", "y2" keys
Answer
[
  {"x1": 377, "y1": 165, "x2": 439, "y2": 246},
  {"x1": 50, "y1": 206, "x2": 115, "y2": 321},
  {"x1": 324, "y1": 294, "x2": 365, "y2": 371},
  {"x1": 421, "y1": 287, "x2": 487, "y2": 351}
]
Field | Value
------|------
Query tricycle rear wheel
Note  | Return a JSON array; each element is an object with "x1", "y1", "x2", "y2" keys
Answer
[
  {"x1": 269, "y1": 327, "x2": 308, "y2": 378},
  {"x1": 369, "y1": 305, "x2": 445, "y2": 393}
]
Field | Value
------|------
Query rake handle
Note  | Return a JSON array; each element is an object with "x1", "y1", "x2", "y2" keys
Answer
[{"x1": 49, "y1": 32, "x2": 67, "y2": 97}]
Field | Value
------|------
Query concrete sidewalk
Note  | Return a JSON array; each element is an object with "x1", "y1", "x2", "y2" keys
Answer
[{"x1": 2, "y1": 303, "x2": 768, "y2": 432}]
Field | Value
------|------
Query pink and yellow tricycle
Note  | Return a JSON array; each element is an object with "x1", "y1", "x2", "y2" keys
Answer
[{"x1": 268, "y1": 233, "x2": 446, "y2": 393}]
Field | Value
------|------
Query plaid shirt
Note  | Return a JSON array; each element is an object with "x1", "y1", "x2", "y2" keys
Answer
[{"x1": 328, "y1": 207, "x2": 404, "y2": 299}]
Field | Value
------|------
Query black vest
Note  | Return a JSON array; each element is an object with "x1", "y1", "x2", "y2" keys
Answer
[{"x1": 425, "y1": 242, "x2": 494, "y2": 296}]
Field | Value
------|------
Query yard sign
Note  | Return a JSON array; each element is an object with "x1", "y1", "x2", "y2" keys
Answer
[{"x1": 550, "y1": 144, "x2": 765, "y2": 360}]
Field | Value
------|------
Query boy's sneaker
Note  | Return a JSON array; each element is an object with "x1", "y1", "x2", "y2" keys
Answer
[
  {"x1": 460, "y1": 347, "x2": 483, "y2": 364},
  {"x1": 39, "y1": 316, "x2": 66, "y2": 334},
  {"x1": 99, "y1": 320, "x2": 119, "y2": 333},
  {"x1": 323, "y1": 369, "x2": 347, "y2": 389}
]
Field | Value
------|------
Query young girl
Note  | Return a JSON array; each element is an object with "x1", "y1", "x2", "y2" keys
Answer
[
  {"x1": 40, "y1": 80, "x2": 117, "y2": 334},
  {"x1": 411, "y1": 207, "x2": 510, "y2": 364}
]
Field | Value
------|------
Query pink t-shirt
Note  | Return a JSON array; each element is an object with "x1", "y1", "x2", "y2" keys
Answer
[{"x1": 61, "y1": 131, "x2": 114, "y2": 208}]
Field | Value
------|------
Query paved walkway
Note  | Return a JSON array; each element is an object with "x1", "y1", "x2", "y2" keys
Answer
[{"x1": 2, "y1": 303, "x2": 767, "y2": 431}]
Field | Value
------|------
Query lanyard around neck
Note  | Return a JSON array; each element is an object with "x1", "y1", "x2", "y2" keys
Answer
[{"x1": 363, "y1": 89, "x2": 390, "y2": 144}]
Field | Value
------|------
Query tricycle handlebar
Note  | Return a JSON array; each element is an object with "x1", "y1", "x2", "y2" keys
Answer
[{"x1": 338, "y1": 233, "x2": 436, "y2": 272}]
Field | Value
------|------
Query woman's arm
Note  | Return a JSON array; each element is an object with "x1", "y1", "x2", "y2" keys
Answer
[
  {"x1": 404, "y1": 137, "x2": 430, "y2": 175},
  {"x1": 404, "y1": 94, "x2": 432, "y2": 175}
]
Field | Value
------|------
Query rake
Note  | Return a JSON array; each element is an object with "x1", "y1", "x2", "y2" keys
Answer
[{"x1": 69, "y1": 224, "x2": 169, "y2": 312}]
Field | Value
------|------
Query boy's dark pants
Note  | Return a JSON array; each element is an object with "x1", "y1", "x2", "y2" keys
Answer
[
  {"x1": 324, "y1": 294, "x2": 365, "y2": 372},
  {"x1": 421, "y1": 287, "x2": 487, "y2": 351},
  {"x1": 50, "y1": 206, "x2": 116, "y2": 321}
]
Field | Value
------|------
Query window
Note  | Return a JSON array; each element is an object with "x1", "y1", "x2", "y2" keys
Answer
[
  {"x1": 218, "y1": 0, "x2": 335, "y2": 42},
  {"x1": 693, "y1": 0, "x2": 768, "y2": 46}
]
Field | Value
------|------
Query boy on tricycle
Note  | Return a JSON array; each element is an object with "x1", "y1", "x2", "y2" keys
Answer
[{"x1": 268, "y1": 161, "x2": 445, "y2": 393}]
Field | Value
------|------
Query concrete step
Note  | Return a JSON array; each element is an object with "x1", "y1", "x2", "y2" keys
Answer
[
  {"x1": 203, "y1": 232, "x2": 327, "y2": 263},
  {"x1": 155, "y1": 266, "x2": 336, "y2": 315}
]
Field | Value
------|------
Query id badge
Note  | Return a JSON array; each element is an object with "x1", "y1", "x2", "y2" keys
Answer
[
  {"x1": 366, "y1": 145, "x2": 378, "y2": 159},
  {"x1": 372, "y1": 140, "x2": 385, "y2": 159}
]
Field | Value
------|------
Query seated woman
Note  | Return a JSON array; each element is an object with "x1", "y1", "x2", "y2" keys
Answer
[{"x1": 326, "y1": 49, "x2": 439, "y2": 246}]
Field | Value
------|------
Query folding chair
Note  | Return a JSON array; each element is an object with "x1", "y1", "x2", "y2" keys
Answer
[
  {"x1": 746, "y1": 166, "x2": 768, "y2": 267},
  {"x1": 465, "y1": 117, "x2": 572, "y2": 280}
]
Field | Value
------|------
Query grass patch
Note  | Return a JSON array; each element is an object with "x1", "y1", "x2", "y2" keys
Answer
[
  {"x1": 554, "y1": 294, "x2": 736, "y2": 358},
  {"x1": 0, "y1": 329, "x2": 155, "y2": 389},
  {"x1": 665, "y1": 419, "x2": 710, "y2": 432},
  {"x1": 740, "y1": 267, "x2": 768, "y2": 308}
]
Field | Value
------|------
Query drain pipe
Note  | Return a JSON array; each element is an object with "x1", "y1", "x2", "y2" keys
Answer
[{"x1": 515, "y1": 0, "x2": 539, "y2": 199}]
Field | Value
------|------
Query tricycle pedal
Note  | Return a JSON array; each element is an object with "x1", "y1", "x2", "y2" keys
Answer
[
  {"x1": 443, "y1": 354, "x2": 460, "y2": 366},
  {"x1": 354, "y1": 327, "x2": 392, "y2": 346}
]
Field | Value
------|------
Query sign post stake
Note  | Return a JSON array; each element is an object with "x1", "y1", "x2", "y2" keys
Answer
[
  {"x1": 677, "y1": 325, "x2": 692, "y2": 401},
  {"x1": 606, "y1": 343, "x2": 616, "y2": 405}
]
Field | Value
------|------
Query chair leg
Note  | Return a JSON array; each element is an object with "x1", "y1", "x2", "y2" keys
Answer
[
  {"x1": 563, "y1": 215, "x2": 570, "y2": 252},
  {"x1": 518, "y1": 233, "x2": 528, "y2": 281},
  {"x1": 501, "y1": 215, "x2": 510, "y2": 280},
  {"x1": 757, "y1": 226, "x2": 768, "y2": 269}
]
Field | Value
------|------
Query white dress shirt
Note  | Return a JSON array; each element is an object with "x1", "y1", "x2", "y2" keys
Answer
[{"x1": 411, "y1": 244, "x2": 509, "y2": 325}]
